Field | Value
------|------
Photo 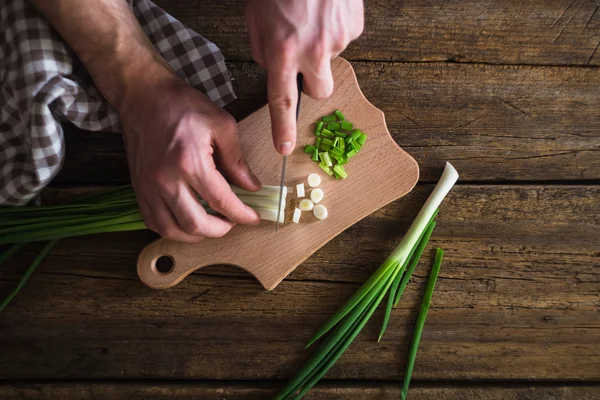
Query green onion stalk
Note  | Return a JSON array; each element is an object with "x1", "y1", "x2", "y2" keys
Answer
[
  {"x1": 275, "y1": 162, "x2": 458, "y2": 400},
  {"x1": 0, "y1": 184, "x2": 286, "y2": 312}
]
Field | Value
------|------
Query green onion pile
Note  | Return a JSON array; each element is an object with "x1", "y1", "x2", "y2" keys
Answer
[
  {"x1": 304, "y1": 109, "x2": 367, "y2": 179},
  {"x1": 275, "y1": 162, "x2": 458, "y2": 400}
]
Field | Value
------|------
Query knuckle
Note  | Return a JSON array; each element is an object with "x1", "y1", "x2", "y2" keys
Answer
[
  {"x1": 148, "y1": 167, "x2": 169, "y2": 187},
  {"x1": 158, "y1": 225, "x2": 177, "y2": 240},
  {"x1": 310, "y1": 39, "x2": 327, "y2": 61},
  {"x1": 208, "y1": 195, "x2": 232, "y2": 213},
  {"x1": 275, "y1": 38, "x2": 296, "y2": 62},
  {"x1": 270, "y1": 94, "x2": 294, "y2": 111},
  {"x1": 181, "y1": 219, "x2": 205, "y2": 237}
]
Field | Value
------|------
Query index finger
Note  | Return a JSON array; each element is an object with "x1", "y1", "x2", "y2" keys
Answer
[
  {"x1": 189, "y1": 155, "x2": 260, "y2": 226},
  {"x1": 267, "y1": 65, "x2": 298, "y2": 156}
]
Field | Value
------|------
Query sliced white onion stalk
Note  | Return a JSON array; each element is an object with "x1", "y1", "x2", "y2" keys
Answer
[
  {"x1": 307, "y1": 173, "x2": 321, "y2": 188},
  {"x1": 199, "y1": 185, "x2": 286, "y2": 223},
  {"x1": 299, "y1": 199, "x2": 314, "y2": 211},
  {"x1": 313, "y1": 204, "x2": 328, "y2": 220},
  {"x1": 386, "y1": 162, "x2": 459, "y2": 264},
  {"x1": 296, "y1": 183, "x2": 305, "y2": 198},
  {"x1": 231, "y1": 185, "x2": 282, "y2": 197},
  {"x1": 292, "y1": 207, "x2": 302, "y2": 223},
  {"x1": 310, "y1": 188, "x2": 324, "y2": 204}
]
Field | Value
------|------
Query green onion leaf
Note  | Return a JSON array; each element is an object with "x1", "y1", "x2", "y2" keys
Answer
[
  {"x1": 350, "y1": 129, "x2": 362, "y2": 141},
  {"x1": 320, "y1": 129, "x2": 334, "y2": 139},
  {"x1": 303, "y1": 145, "x2": 316, "y2": 154},
  {"x1": 319, "y1": 163, "x2": 334, "y2": 176},
  {"x1": 0, "y1": 239, "x2": 58, "y2": 313},
  {"x1": 314, "y1": 121, "x2": 323, "y2": 135},
  {"x1": 341, "y1": 121, "x2": 353, "y2": 131},
  {"x1": 358, "y1": 133, "x2": 367, "y2": 145},
  {"x1": 332, "y1": 165, "x2": 347, "y2": 179},
  {"x1": 326, "y1": 122, "x2": 341, "y2": 131},
  {"x1": 401, "y1": 248, "x2": 444, "y2": 400},
  {"x1": 380, "y1": 215, "x2": 437, "y2": 341},
  {"x1": 311, "y1": 149, "x2": 319, "y2": 162},
  {"x1": 322, "y1": 114, "x2": 337, "y2": 123}
]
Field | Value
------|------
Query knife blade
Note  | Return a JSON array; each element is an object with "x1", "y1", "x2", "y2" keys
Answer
[{"x1": 276, "y1": 74, "x2": 303, "y2": 237}]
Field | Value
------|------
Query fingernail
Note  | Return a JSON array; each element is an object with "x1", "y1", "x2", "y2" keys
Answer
[
  {"x1": 247, "y1": 206, "x2": 261, "y2": 224},
  {"x1": 249, "y1": 170, "x2": 262, "y2": 187},
  {"x1": 279, "y1": 141, "x2": 294, "y2": 155}
]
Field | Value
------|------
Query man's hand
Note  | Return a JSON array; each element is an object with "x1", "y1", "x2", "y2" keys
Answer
[
  {"x1": 31, "y1": 0, "x2": 261, "y2": 242},
  {"x1": 120, "y1": 75, "x2": 261, "y2": 243},
  {"x1": 245, "y1": 0, "x2": 364, "y2": 155}
]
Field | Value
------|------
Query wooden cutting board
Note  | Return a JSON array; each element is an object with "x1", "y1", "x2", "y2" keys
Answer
[{"x1": 137, "y1": 57, "x2": 419, "y2": 290}]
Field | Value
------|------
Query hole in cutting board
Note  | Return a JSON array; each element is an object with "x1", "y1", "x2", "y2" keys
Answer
[{"x1": 155, "y1": 255, "x2": 174, "y2": 274}]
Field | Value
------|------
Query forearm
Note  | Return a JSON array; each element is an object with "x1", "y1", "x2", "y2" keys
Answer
[{"x1": 31, "y1": 0, "x2": 175, "y2": 112}]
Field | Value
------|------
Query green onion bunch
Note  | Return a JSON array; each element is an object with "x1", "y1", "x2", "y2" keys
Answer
[{"x1": 275, "y1": 163, "x2": 458, "y2": 400}]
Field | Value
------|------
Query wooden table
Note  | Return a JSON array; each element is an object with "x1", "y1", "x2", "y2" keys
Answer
[{"x1": 1, "y1": 1, "x2": 599, "y2": 399}]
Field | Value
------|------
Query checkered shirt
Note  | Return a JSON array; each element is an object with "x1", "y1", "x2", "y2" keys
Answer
[{"x1": 0, "y1": 0, "x2": 236, "y2": 205}]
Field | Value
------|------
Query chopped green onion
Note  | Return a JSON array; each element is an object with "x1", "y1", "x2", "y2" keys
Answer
[
  {"x1": 320, "y1": 144, "x2": 331, "y2": 151},
  {"x1": 337, "y1": 138, "x2": 345, "y2": 151},
  {"x1": 333, "y1": 137, "x2": 339, "y2": 148},
  {"x1": 304, "y1": 145, "x2": 316, "y2": 154},
  {"x1": 341, "y1": 121, "x2": 353, "y2": 131},
  {"x1": 320, "y1": 129, "x2": 334, "y2": 139},
  {"x1": 401, "y1": 248, "x2": 444, "y2": 400},
  {"x1": 312, "y1": 148, "x2": 319, "y2": 162},
  {"x1": 332, "y1": 165, "x2": 348, "y2": 179},
  {"x1": 334, "y1": 131, "x2": 347, "y2": 138},
  {"x1": 316, "y1": 137, "x2": 322, "y2": 149},
  {"x1": 319, "y1": 163, "x2": 333, "y2": 176},
  {"x1": 334, "y1": 109, "x2": 345, "y2": 120},
  {"x1": 330, "y1": 147, "x2": 344, "y2": 157},
  {"x1": 358, "y1": 133, "x2": 367, "y2": 145},
  {"x1": 314, "y1": 121, "x2": 323, "y2": 135},
  {"x1": 350, "y1": 129, "x2": 362, "y2": 141},
  {"x1": 346, "y1": 149, "x2": 358, "y2": 158},
  {"x1": 321, "y1": 138, "x2": 333, "y2": 146},
  {"x1": 322, "y1": 114, "x2": 336, "y2": 123},
  {"x1": 327, "y1": 122, "x2": 341, "y2": 131},
  {"x1": 322, "y1": 152, "x2": 333, "y2": 167},
  {"x1": 350, "y1": 140, "x2": 362, "y2": 152}
]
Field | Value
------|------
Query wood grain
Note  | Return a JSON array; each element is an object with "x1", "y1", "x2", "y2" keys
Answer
[
  {"x1": 54, "y1": 62, "x2": 600, "y2": 185},
  {"x1": 0, "y1": 383, "x2": 599, "y2": 400},
  {"x1": 1, "y1": 185, "x2": 598, "y2": 380},
  {"x1": 137, "y1": 58, "x2": 418, "y2": 290},
  {"x1": 152, "y1": 0, "x2": 600, "y2": 66}
]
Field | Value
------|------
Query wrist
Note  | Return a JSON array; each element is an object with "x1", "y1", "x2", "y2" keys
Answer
[{"x1": 88, "y1": 47, "x2": 177, "y2": 115}]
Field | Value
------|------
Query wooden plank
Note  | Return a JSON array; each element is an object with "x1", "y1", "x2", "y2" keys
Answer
[
  {"x1": 54, "y1": 62, "x2": 600, "y2": 184},
  {"x1": 1, "y1": 185, "x2": 598, "y2": 381},
  {"x1": 152, "y1": 0, "x2": 600, "y2": 66},
  {"x1": 0, "y1": 382, "x2": 599, "y2": 400}
]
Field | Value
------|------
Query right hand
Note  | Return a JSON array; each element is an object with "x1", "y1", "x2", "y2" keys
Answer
[{"x1": 119, "y1": 75, "x2": 262, "y2": 243}]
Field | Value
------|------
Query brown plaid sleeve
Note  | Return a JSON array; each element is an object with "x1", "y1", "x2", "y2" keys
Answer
[{"x1": 0, "y1": 0, "x2": 237, "y2": 205}]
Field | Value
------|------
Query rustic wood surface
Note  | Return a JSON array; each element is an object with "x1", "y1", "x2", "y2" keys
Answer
[
  {"x1": 57, "y1": 62, "x2": 600, "y2": 184},
  {"x1": 0, "y1": 383, "x2": 599, "y2": 400},
  {"x1": 1, "y1": 0, "x2": 599, "y2": 399}
]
